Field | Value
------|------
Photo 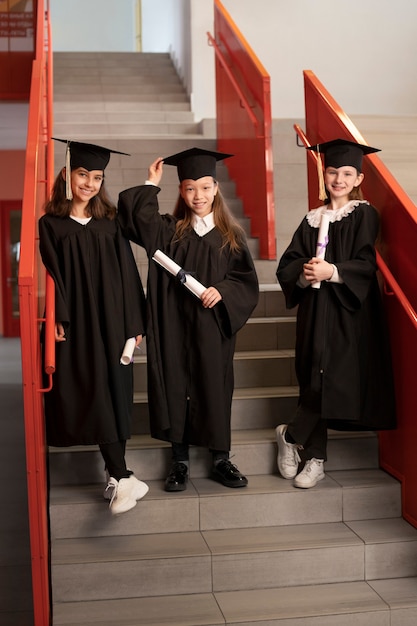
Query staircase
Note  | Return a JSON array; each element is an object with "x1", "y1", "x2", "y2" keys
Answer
[{"x1": 49, "y1": 52, "x2": 417, "y2": 625}]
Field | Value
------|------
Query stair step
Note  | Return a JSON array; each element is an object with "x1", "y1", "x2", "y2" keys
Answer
[
  {"x1": 52, "y1": 578, "x2": 417, "y2": 625},
  {"x1": 54, "y1": 100, "x2": 191, "y2": 112},
  {"x1": 131, "y1": 385, "x2": 299, "y2": 432},
  {"x1": 49, "y1": 468, "x2": 397, "y2": 540},
  {"x1": 132, "y1": 349, "x2": 296, "y2": 393},
  {"x1": 236, "y1": 316, "x2": 296, "y2": 351},
  {"x1": 48, "y1": 429, "x2": 381, "y2": 487},
  {"x1": 54, "y1": 110, "x2": 196, "y2": 124},
  {"x1": 48, "y1": 51, "x2": 413, "y2": 626},
  {"x1": 51, "y1": 517, "x2": 417, "y2": 604},
  {"x1": 54, "y1": 92, "x2": 191, "y2": 104},
  {"x1": 53, "y1": 121, "x2": 203, "y2": 138}
]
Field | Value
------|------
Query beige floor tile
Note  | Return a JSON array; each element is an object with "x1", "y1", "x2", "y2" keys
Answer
[
  {"x1": 368, "y1": 587, "x2": 417, "y2": 626},
  {"x1": 203, "y1": 522, "x2": 362, "y2": 554},
  {"x1": 53, "y1": 555, "x2": 212, "y2": 602},
  {"x1": 212, "y1": 544, "x2": 365, "y2": 591},
  {"x1": 347, "y1": 519, "x2": 417, "y2": 579},
  {"x1": 53, "y1": 531, "x2": 210, "y2": 563},
  {"x1": 53, "y1": 593, "x2": 224, "y2": 625},
  {"x1": 215, "y1": 582, "x2": 388, "y2": 623},
  {"x1": 342, "y1": 484, "x2": 401, "y2": 521},
  {"x1": 197, "y1": 477, "x2": 342, "y2": 530},
  {"x1": 369, "y1": 577, "x2": 417, "y2": 608},
  {"x1": 50, "y1": 483, "x2": 201, "y2": 539},
  {"x1": 328, "y1": 468, "x2": 400, "y2": 488},
  {"x1": 365, "y1": 542, "x2": 417, "y2": 580},
  {"x1": 346, "y1": 517, "x2": 417, "y2": 543},
  {"x1": 327, "y1": 469, "x2": 402, "y2": 520}
]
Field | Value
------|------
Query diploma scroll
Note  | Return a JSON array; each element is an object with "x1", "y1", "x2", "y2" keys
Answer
[
  {"x1": 312, "y1": 213, "x2": 330, "y2": 290},
  {"x1": 152, "y1": 249, "x2": 206, "y2": 299},
  {"x1": 120, "y1": 337, "x2": 136, "y2": 365}
]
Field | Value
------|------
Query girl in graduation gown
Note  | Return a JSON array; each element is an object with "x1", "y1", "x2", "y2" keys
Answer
[
  {"x1": 39, "y1": 139, "x2": 148, "y2": 514},
  {"x1": 117, "y1": 148, "x2": 259, "y2": 492},
  {"x1": 276, "y1": 139, "x2": 396, "y2": 489}
]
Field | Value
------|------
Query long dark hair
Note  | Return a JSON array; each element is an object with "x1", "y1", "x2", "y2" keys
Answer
[
  {"x1": 172, "y1": 184, "x2": 245, "y2": 253},
  {"x1": 44, "y1": 169, "x2": 117, "y2": 219}
]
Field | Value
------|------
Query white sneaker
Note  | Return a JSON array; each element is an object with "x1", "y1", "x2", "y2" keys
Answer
[
  {"x1": 294, "y1": 458, "x2": 325, "y2": 489},
  {"x1": 275, "y1": 424, "x2": 301, "y2": 479},
  {"x1": 103, "y1": 470, "x2": 146, "y2": 500},
  {"x1": 103, "y1": 470, "x2": 113, "y2": 500},
  {"x1": 108, "y1": 475, "x2": 149, "y2": 515}
]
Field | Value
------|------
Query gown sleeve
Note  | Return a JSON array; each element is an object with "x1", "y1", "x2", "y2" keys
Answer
[
  {"x1": 214, "y1": 245, "x2": 259, "y2": 337},
  {"x1": 277, "y1": 218, "x2": 312, "y2": 309},
  {"x1": 38, "y1": 215, "x2": 70, "y2": 327},
  {"x1": 332, "y1": 204, "x2": 379, "y2": 311},
  {"x1": 117, "y1": 184, "x2": 169, "y2": 254},
  {"x1": 115, "y1": 225, "x2": 147, "y2": 338}
]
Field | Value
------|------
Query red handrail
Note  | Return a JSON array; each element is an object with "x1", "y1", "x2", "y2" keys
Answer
[
  {"x1": 299, "y1": 69, "x2": 417, "y2": 529},
  {"x1": 209, "y1": 0, "x2": 275, "y2": 260},
  {"x1": 207, "y1": 31, "x2": 260, "y2": 134},
  {"x1": 43, "y1": 272, "x2": 55, "y2": 378},
  {"x1": 18, "y1": 1, "x2": 53, "y2": 623}
]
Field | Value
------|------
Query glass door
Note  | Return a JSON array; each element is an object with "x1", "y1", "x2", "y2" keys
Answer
[{"x1": 1, "y1": 200, "x2": 21, "y2": 336}]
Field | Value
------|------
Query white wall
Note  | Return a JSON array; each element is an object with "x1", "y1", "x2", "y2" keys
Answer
[
  {"x1": 142, "y1": 0, "x2": 192, "y2": 95},
  {"x1": 140, "y1": 0, "x2": 215, "y2": 120},
  {"x1": 189, "y1": 1, "x2": 215, "y2": 121},
  {"x1": 221, "y1": 0, "x2": 417, "y2": 118},
  {"x1": 50, "y1": 0, "x2": 137, "y2": 52},
  {"x1": 49, "y1": 0, "x2": 417, "y2": 119}
]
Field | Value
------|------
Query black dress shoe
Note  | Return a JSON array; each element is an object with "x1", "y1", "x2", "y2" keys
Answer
[
  {"x1": 164, "y1": 462, "x2": 188, "y2": 492},
  {"x1": 211, "y1": 459, "x2": 248, "y2": 488}
]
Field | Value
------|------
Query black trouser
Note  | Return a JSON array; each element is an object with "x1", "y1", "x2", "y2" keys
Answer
[
  {"x1": 287, "y1": 389, "x2": 328, "y2": 461},
  {"x1": 170, "y1": 398, "x2": 229, "y2": 464},
  {"x1": 99, "y1": 440, "x2": 132, "y2": 481},
  {"x1": 171, "y1": 441, "x2": 229, "y2": 463}
]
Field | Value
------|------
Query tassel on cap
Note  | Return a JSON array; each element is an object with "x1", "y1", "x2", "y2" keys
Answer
[
  {"x1": 316, "y1": 146, "x2": 327, "y2": 202},
  {"x1": 65, "y1": 141, "x2": 73, "y2": 201}
]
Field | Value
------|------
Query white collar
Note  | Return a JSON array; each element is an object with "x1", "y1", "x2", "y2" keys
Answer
[
  {"x1": 70, "y1": 215, "x2": 92, "y2": 225},
  {"x1": 192, "y1": 211, "x2": 215, "y2": 234},
  {"x1": 306, "y1": 200, "x2": 368, "y2": 228}
]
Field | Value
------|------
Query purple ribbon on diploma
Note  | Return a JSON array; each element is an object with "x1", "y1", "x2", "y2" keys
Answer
[
  {"x1": 316, "y1": 235, "x2": 329, "y2": 254},
  {"x1": 312, "y1": 213, "x2": 330, "y2": 290}
]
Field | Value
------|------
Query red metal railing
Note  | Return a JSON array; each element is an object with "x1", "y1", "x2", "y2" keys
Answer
[
  {"x1": 208, "y1": 0, "x2": 275, "y2": 260},
  {"x1": 297, "y1": 70, "x2": 417, "y2": 529},
  {"x1": 18, "y1": 0, "x2": 54, "y2": 623}
]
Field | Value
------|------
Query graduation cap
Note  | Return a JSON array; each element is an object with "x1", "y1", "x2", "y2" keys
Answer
[
  {"x1": 163, "y1": 147, "x2": 233, "y2": 181},
  {"x1": 307, "y1": 139, "x2": 381, "y2": 201},
  {"x1": 52, "y1": 138, "x2": 130, "y2": 200}
]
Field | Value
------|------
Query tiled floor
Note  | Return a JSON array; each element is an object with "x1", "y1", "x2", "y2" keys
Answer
[{"x1": 0, "y1": 337, "x2": 34, "y2": 625}]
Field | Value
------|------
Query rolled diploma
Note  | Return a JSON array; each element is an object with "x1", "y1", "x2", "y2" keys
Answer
[
  {"x1": 312, "y1": 213, "x2": 330, "y2": 290},
  {"x1": 120, "y1": 337, "x2": 136, "y2": 365},
  {"x1": 152, "y1": 249, "x2": 206, "y2": 299}
]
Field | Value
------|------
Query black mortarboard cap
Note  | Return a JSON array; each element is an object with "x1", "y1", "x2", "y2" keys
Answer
[
  {"x1": 53, "y1": 138, "x2": 130, "y2": 200},
  {"x1": 163, "y1": 147, "x2": 233, "y2": 181},
  {"x1": 53, "y1": 137, "x2": 130, "y2": 171},
  {"x1": 307, "y1": 139, "x2": 380, "y2": 172}
]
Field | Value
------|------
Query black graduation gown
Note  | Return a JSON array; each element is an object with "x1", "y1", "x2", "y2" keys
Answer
[
  {"x1": 277, "y1": 201, "x2": 396, "y2": 430},
  {"x1": 117, "y1": 185, "x2": 259, "y2": 451},
  {"x1": 38, "y1": 214, "x2": 146, "y2": 446}
]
